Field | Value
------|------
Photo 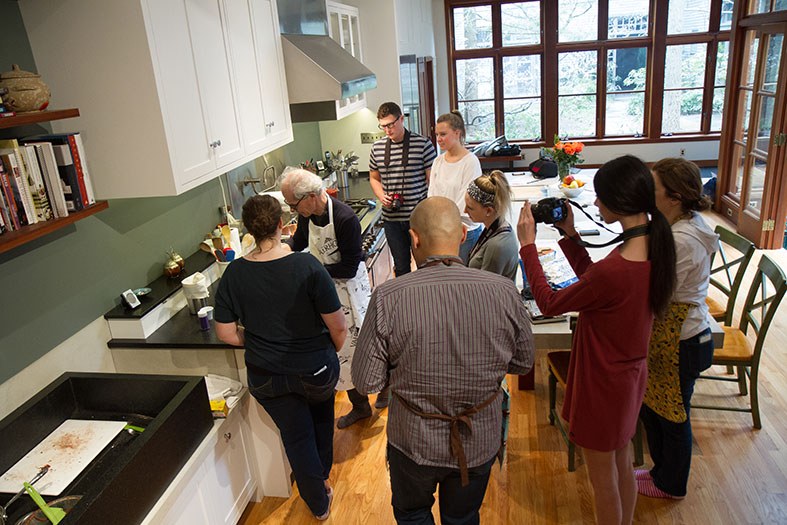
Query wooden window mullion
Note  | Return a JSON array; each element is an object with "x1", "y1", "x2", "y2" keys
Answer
[
  {"x1": 544, "y1": 0, "x2": 559, "y2": 144},
  {"x1": 648, "y1": 0, "x2": 670, "y2": 138}
]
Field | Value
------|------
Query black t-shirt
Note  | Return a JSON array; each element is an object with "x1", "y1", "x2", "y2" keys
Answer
[
  {"x1": 287, "y1": 196, "x2": 363, "y2": 279},
  {"x1": 214, "y1": 253, "x2": 341, "y2": 374}
]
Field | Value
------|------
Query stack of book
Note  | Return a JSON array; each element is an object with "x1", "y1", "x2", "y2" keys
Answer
[{"x1": 0, "y1": 132, "x2": 96, "y2": 235}]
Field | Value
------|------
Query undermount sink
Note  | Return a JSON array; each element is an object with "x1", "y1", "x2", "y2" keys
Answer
[{"x1": 0, "y1": 372, "x2": 213, "y2": 525}]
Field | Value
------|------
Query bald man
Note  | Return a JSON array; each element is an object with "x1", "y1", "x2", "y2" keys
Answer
[{"x1": 352, "y1": 197, "x2": 534, "y2": 524}]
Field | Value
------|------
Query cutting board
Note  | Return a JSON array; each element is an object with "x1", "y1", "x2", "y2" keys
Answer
[{"x1": 0, "y1": 419, "x2": 127, "y2": 496}]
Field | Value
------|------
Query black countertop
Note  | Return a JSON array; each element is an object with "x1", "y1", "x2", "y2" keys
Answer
[{"x1": 108, "y1": 176, "x2": 380, "y2": 350}]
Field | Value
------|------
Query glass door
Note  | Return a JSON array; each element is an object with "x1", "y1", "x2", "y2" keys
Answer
[{"x1": 719, "y1": 21, "x2": 786, "y2": 248}]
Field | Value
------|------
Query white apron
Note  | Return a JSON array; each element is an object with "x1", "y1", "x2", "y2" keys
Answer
[{"x1": 309, "y1": 197, "x2": 372, "y2": 390}]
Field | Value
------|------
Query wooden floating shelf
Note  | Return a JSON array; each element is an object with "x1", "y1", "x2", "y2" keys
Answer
[
  {"x1": 0, "y1": 201, "x2": 109, "y2": 254},
  {"x1": 0, "y1": 108, "x2": 80, "y2": 130}
]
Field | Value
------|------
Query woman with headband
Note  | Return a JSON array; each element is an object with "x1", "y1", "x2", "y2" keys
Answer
[{"x1": 464, "y1": 170, "x2": 519, "y2": 281}]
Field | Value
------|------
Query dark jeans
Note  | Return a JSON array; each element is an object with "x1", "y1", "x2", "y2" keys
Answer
[
  {"x1": 247, "y1": 353, "x2": 339, "y2": 516},
  {"x1": 384, "y1": 220, "x2": 412, "y2": 276},
  {"x1": 387, "y1": 444, "x2": 495, "y2": 525},
  {"x1": 640, "y1": 328, "x2": 714, "y2": 497}
]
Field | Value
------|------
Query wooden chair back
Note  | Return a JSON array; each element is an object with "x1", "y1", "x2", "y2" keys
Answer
[
  {"x1": 709, "y1": 226, "x2": 755, "y2": 325},
  {"x1": 738, "y1": 254, "x2": 787, "y2": 368}
]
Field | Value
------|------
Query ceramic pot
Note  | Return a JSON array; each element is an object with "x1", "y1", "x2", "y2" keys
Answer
[{"x1": 0, "y1": 64, "x2": 51, "y2": 113}]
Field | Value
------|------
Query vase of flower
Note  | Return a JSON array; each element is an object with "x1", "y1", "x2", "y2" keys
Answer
[{"x1": 540, "y1": 135, "x2": 585, "y2": 182}]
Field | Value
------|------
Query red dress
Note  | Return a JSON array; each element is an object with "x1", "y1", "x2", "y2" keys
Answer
[{"x1": 520, "y1": 239, "x2": 653, "y2": 451}]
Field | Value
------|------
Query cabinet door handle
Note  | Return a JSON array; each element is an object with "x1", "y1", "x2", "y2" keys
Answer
[
  {"x1": 224, "y1": 432, "x2": 232, "y2": 441},
  {"x1": 216, "y1": 139, "x2": 222, "y2": 147}
]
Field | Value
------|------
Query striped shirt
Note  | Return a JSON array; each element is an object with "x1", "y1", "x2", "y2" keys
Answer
[
  {"x1": 352, "y1": 261, "x2": 534, "y2": 469},
  {"x1": 369, "y1": 131, "x2": 436, "y2": 221}
]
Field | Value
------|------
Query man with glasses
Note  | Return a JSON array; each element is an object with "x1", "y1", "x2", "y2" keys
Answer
[
  {"x1": 369, "y1": 102, "x2": 436, "y2": 277},
  {"x1": 282, "y1": 169, "x2": 381, "y2": 428}
]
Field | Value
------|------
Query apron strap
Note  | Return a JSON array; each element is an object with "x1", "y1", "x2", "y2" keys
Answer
[{"x1": 393, "y1": 388, "x2": 500, "y2": 486}]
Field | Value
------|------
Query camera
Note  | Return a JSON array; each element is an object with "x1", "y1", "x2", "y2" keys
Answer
[
  {"x1": 389, "y1": 192, "x2": 404, "y2": 211},
  {"x1": 531, "y1": 197, "x2": 568, "y2": 224}
]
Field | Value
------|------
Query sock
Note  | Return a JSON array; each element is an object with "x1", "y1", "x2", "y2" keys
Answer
[
  {"x1": 634, "y1": 469, "x2": 652, "y2": 481},
  {"x1": 337, "y1": 405, "x2": 372, "y2": 428},
  {"x1": 637, "y1": 478, "x2": 685, "y2": 499}
]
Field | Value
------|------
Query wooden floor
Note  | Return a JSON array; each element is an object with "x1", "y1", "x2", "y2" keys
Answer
[{"x1": 240, "y1": 212, "x2": 787, "y2": 524}]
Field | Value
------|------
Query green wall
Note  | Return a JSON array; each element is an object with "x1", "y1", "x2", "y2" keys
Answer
[{"x1": 0, "y1": 182, "x2": 226, "y2": 384}]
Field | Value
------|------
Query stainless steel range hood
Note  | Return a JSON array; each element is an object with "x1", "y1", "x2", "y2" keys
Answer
[{"x1": 277, "y1": 0, "x2": 377, "y2": 122}]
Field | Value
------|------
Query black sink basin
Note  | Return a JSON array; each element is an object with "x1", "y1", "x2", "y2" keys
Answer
[{"x1": 0, "y1": 372, "x2": 213, "y2": 524}]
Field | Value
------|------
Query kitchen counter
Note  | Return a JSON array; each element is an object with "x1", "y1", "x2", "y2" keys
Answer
[{"x1": 108, "y1": 175, "x2": 381, "y2": 350}]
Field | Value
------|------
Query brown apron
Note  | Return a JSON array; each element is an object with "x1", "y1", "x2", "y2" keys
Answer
[{"x1": 393, "y1": 389, "x2": 500, "y2": 487}]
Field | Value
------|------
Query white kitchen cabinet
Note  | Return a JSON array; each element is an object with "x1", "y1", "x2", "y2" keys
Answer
[
  {"x1": 326, "y1": 1, "x2": 367, "y2": 120},
  {"x1": 224, "y1": 0, "x2": 292, "y2": 157},
  {"x1": 141, "y1": 395, "x2": 257, "y2": 525},
  {"x1": 19, "y1": 0, "x2": 292, "y2": 199}
]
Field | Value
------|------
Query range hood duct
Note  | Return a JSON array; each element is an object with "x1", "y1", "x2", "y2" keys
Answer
[{"x1": 277, "y1": 0, "x2": 376, "y2": 121}]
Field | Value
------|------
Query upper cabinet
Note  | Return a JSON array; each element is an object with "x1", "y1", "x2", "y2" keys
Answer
[
  {"x1": 19, "y1": 0, "x2": 293, "y2": 199},
  {"x1": 326, "y1": 1, "x2": 366, "y2": 120}
]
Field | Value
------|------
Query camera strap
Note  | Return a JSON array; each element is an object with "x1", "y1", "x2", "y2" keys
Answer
[
  {"x1": 556, "y1": 222, "x2": 651, "y2": 248},
  {"x1": 384, "y1": 129, "x2": 410, "y2": 170}
]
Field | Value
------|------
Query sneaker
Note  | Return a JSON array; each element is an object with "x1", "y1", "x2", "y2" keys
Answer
[
  {"x1": 315, "y1": 486, "x2": 333, "y2": 520},
  {"x1": 374, "y1": 389, "x2": 390, "y2": 409},
  {"x1": 634, "y1": 469, "x2": 652, "y2": 481},
  {"x1": 337, "y1": 405, "x2": 372, "y2": 428},
  {"x1": 637, "y1": 478, "x2": 685, "y2": 500}
]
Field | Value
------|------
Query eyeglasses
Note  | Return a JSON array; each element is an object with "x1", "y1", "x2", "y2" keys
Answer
[
  {"x1": 378, "y1": 117, "x2": 400, "y2": 131},
  {"x1": 285, "y1": 196, "x2": 305, "y2": 210}
]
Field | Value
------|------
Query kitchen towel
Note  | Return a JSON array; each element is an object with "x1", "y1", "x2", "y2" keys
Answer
[
  {"x1": 181, "y1": 272, "x2": 209, "y2": 299},
  {"x1": 205, "y1": 374, "x2": 243, "y2": 409}
]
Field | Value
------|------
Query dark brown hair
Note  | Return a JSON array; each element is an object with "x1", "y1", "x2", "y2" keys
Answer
[
  {"x1": 473, "y1": 170, "x2": 511, "y2": 215},
  {"x1": 436, "y1": 110, "x2": 466, "y2": 143},
  {"x1": 377, "y1": 102, "x2": 402, "y2": 120},
  {"x1": 652, "y1": 158, "x2": 712, "y2": 213},
  {"x1": 594, "y1": 155, "x2": 676, "y2": 317},
  {"x1": 242, "y1": 194, "x2": 282, "y2": 243}
]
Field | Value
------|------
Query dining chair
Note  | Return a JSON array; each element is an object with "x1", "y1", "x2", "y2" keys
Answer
[
  {"x1": 694, "y1": 254, "x2": 787, "y2": 429},
  {"x1": 706, "y1": 226, "x2": 755, "y2": 326},
  {"x1": 546, "y1": 350, "x2": 644, "y2": 471}
]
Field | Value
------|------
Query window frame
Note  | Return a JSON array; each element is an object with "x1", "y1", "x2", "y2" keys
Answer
[{"x1": 445, "y1": 0, "x2": 732, "y2": 145}]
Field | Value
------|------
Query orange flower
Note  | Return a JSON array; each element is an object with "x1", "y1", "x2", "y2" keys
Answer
[
  {"x1": 575, "y1": 142, "x2": 584, "y2": 153},
  {"x1": 555, "y1": 142, "x2": 565, "y2": 150},
  {"x1": 564, "y1": 144, "x2": 575, "y2": 155}
]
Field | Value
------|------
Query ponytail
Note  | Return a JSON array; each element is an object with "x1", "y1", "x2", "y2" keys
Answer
[{"x1": 647, "y1": 208, "x2": 677, "y2": 317}]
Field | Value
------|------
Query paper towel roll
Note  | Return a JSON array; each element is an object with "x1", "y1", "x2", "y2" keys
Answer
[{"x1": 229, "y1": 227, "x2": 241, "y2": 256}]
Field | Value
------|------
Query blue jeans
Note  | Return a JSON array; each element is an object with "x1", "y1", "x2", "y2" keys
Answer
[
  {"x1": 384, "y1": 220, "x2": 413, "y2": 276},
  {"x1": 459, "y1": 226, "x2": 482, "y2": 264},
  {"x1": 247, "y1": 353, "x2": 339, "y2": 516},
  {"x1": 387, "y1": 444, "x2": 495, "y2": 525},
  {"x1": 639, "y1": 328, "x2": 714, "y2": 497}
]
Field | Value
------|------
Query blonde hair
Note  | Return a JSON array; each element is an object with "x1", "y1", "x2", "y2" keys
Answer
[
  {"x1": 472, "y1": 170, "x2": 511, "y2": 215},
  {"x1": 436, "y1": 110, "x2": 466, "y2": 143}
]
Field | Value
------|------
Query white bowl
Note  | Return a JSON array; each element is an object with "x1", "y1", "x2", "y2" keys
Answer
[{"x1": 558, "y1": 183, "x2": 585, "y2": 198}]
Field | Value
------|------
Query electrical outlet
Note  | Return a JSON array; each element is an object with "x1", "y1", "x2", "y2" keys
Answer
[
  {"x1": 679, "y1": 148, "x2": 686, "y2": 156},
  {"x1": 361, "y1": 132, "x2": 385, "y2": 144}
]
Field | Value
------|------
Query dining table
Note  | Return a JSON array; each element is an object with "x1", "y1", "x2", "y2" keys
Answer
[{"x1": 507, "y1": 168, "x2": 725, "y2": 390}]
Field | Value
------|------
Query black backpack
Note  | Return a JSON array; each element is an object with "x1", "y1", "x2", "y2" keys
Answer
[{"x1": 529, "y1": 158, "x2": 558, "y2": 179}]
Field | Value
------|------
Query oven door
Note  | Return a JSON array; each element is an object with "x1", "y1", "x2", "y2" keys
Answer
[{"x1": 366, "y1": 236, "x2": 393, "y2": 288}]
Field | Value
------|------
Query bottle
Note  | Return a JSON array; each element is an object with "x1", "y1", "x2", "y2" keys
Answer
[{"x1": 198, "y1": 309, "x2": 210, "y2": 331}]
